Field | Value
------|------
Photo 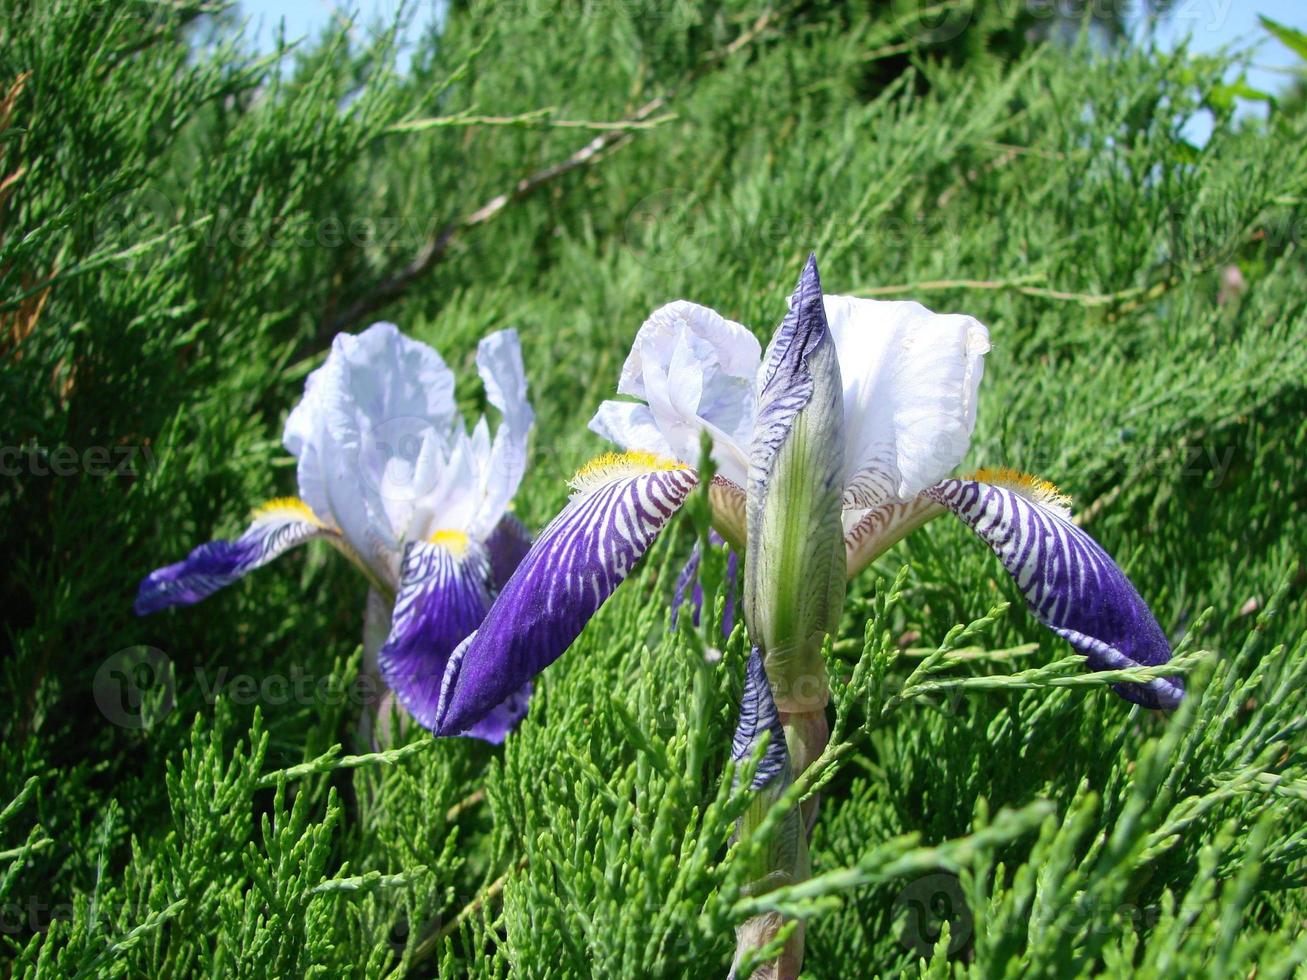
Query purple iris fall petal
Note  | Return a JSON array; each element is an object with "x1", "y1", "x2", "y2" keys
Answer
[
  {"x1": 134, "y1": 502, "x2": 331, "y2": 615},
  {"x1": 377, "y1": 538, "x2": 533, "y2": 741},
  {"x1": 723, "y1": 552, "x2": 738, "y2": 635},
  {"x1": 431, "y1": 460, "x2": 698, "y2": 737},
  {"x1": 927, "y1": 476, "x2": 1183, "y2": 709}
]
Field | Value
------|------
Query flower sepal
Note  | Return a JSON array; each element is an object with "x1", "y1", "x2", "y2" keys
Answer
[{"x1": 744, "y1": 255, "x2": 847, "y2": 713}]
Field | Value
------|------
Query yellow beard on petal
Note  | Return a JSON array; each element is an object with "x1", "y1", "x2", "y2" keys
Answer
[
  {"x1": 252, "y1": 496, "x2": 324, "y2": 526},
  {"x1": 430, "y1": 528, "x2": 471, "y2": 559},
  {"x1": 969, "y1": 466, "x2": 1073, "y2": 518},
  {"x1": 569, "y1": 450, "x2": 690, "y2": 493}
]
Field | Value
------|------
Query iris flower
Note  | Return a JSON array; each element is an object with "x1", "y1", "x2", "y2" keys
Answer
[
  {"x1": 427, "y1": 256, "x2": 1180, "y2": 739},
  {"x1": 134, "y1": 322, "x2": 536, "y2": 742}
]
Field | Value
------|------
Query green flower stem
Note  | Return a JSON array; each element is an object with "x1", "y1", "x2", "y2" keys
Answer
[{"x1": 732, "y1": 705, "x2": 830, "y2": 978}]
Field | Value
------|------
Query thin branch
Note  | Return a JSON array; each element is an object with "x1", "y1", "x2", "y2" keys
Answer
[
  {"x1": 255, "y1": 737, "x2": 434, "y2": 788},
  {"x1": 385, "y1": 108, "x2": 677, "y2": 134},
  {"x1": 325, "y1": 97, "x2": 668, "y2": 334},
  {"x1": 851, "y1": 274, "x2": 1173, "y2": 309},
  {"x1": 325, "y1": 9, "x2": 778, "y2": 335},
  {"x1": 409, "y1": 858, "x2": 526, "y2": 965},
  {"x1": 0, "y1": 837, "x2": 53, "y2": 862},
  {"x1": 444, "y1": 787, "x2": 485, "y2": 822}
]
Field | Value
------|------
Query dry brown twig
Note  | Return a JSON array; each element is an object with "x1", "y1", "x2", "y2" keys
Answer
[
  {"x1": 326, "y1": 10, "x2": 778, "y2": 335},
  {"x1": 0, "y1": 72, "x2": 53, "y2": 361}
]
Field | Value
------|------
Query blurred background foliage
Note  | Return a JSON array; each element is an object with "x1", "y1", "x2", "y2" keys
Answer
[{"x1": 0, "y1": 0, "x2": 1304, "y2": 975}]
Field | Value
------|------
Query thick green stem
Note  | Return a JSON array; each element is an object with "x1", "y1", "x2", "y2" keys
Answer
[
  {"x1": 732, "y1": 707, "x2": 829, "y2": 978},
  {"x1": 783, "y1": 708, "x2": 830, "y2": 830}
]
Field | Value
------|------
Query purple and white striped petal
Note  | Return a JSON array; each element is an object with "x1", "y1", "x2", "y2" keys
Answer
[
  {"x1": 732, "y1": 647, "x2": 789, "y2": 791},
  {"x1": 430, "y1": 453, "x2": 698, "y2": 737},
  {"x1": 135, "y1": 498, "x2": 336, "y2": 615},
  {"x1": 377, "y1": 534, "x2": 509, "y2": 738},
  {"x1": 926, "y1": 471, "x2": 1182, "y2": 709},
  {"x1": 744, "y1": 255, "x2": 846, "y2": 712},
  {"x1": 731, "y1": 648, "x2": 802, "y2": 905}
]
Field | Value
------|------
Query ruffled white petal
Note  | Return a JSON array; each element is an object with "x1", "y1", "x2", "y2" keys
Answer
[
  {"x1": 588, "y1": 401, "x2": 675, "y2": 458},
  {"x1": 824, "y1": 295, "x2": 990, "y2": 507},
  {"x1": 404, "y1": 330, "x2": 536, "y2": 543},
  {"x1": 410, "y1": 427, "x2": 480, "y2": 539},
  {"x1": 321, "y1": 414, "x2": 402, "y2": 587},
  {"x1": 591, "y1": 301, "x2": 760, "y2": 488},
  {"x1": 478, "y1": 328, "x2": 534, "y2": 442},
  {"x1": 470, "y1": 329, "x2": 535, "y2": 540},
  {"x1": 281, "y1": 322, "x2": 463, "y2": 585}
]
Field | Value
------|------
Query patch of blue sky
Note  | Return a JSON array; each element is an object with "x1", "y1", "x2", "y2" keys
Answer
[{"x1": 236, "y1": 0, "x2": 1304, "y2": 142}]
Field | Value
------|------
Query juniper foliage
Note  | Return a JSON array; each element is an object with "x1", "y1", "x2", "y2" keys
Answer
[{"x1": 1, "y1": 1, "x2": 1305, "y2": 976}]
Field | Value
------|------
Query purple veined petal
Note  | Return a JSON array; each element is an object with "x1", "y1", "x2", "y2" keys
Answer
[
  {"x1": 483, "y1": 511, "x2": 533, "y2": 593},
  {"x1": 431, "y1": 452, "x2": 699, "y2": 737},
  {"x1": 377, "y1": 534, "x2": 489, "y2": 728},
  {"x1": 671, "y1": 530, "x2": 739, "y2": 637},
  {"x1": 377, "y1": 533, "x2": 530, "y2": 741},
  {"x1": 926, "y1": 470, "x2": 1183, "y2": 709},
  {"x1": 134, "y1": 498, "x2": 336, "y2": 615},
  {"x1": 732, "y1": 647, "x2": 790, "y2": 791},
  {"x1": 750, "y1": 255, "x2": 833, "y2": 464},
  {"x1": 843, "y1": 495, "x2": 945, "y2": 579},
  {"x1": 731, "y1": 648, "x2": 802, "y2": 896}
]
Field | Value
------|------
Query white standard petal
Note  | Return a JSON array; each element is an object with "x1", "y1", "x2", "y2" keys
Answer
[
  {"x1": 406, "y1": 330, "x2": 537, "y2": 543},
  {"x1": 477, "y1": 328, "x2": 534, "y2": 441},
  {"x1": 281, "y1": 322, "x2": 460, "y2": 584},
  {"x1": 469, "y1": 329, "x2": 535, "y2": 539},
  {"x1": 591, "y1": 301, "x2": 761, "y2": 487},
  {"x1": 588, "y1": 401, "x2": 675, "y2": 458},
  {"x1": 824, "y1": 295, "x2": 990, "y2": 507},
  {"x1": 408, "y1": 426, "x2": 482, "y2": 541}
]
